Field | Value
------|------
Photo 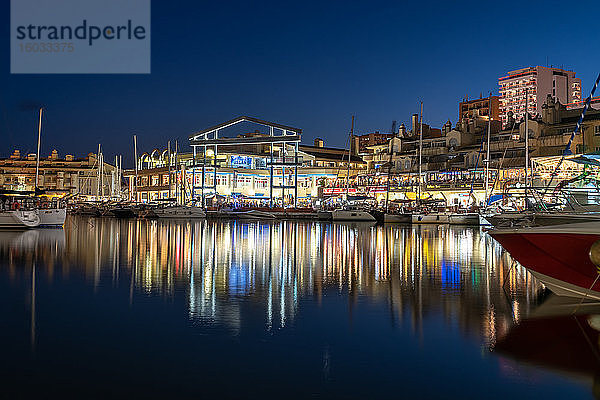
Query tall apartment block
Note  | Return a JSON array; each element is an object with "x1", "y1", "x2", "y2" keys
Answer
[{"x1": 498, "y1": 66, "x2": 582, "y2": 127}]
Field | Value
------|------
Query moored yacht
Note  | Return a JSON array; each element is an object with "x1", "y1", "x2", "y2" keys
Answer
[
  {"x1": 38, "y1": 207, "x2": 67, "y2": 226},
  {"x1": 36, "y1": 197, "x2": 67, "y2": 227},
  {"x1": 486, "y1": 210, "x2": 600, "y2": 228},
  {"x1": 0, "y1": 209, "x2": 40, "y2": 228},
  {"x1": 412, "y1": 211, "x2": 450, "y2": 224},
  {"x1": 331, "y1": 208, "x2": 377, "y2": 222},
  {"x1": 153, "y1": 205, "x2": 206, "y2": 219},
  {"x1": 489, "y1": 221, "x2": 600, "y2": 300},
  {"x1": 383, "y1": 212, "x2": 412, "y2": 223},
  {"x1": 448, "y1": 212, "x2": 480, "y2": 226}
]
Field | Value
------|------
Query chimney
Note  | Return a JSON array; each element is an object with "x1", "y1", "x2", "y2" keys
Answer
[
  {"x1": 314, "y1": 138, "x2": 324, "y2": 147},
  {"x1": 411, "y1": 114, "x2": 419, "y2": 134},
  {"x1": 352, "y1": 136, "x2": 360, "y2": 155},
  {"x1": 50, "y1": 149, "x2": 58, "y2": 160}
]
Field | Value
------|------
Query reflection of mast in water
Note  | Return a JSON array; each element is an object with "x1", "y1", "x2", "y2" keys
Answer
[
  {"x1": 385, "y1": 226, "x2": 396, "y2": 328},
  {"x1": 112, "y1": 219, "x2": 120, "y2": 286},
  {"x1": 415, "y1": 227, "x2": 423, "y2": 340},
  {"x1": 267, "y1": 224, "x2": 273, "y2": 331},
  {"x1": 292, "y1": 223, "x2": 298, "y2": 316},
  {"x1": 484, "y1": 233, "x2": 496, "y2": 346},
  {"x1": 211, "y1": 225, "x2": 216, "y2": 318},
  {"x1": 31, "y1": 262, "x2": 36, "y2": 353},
  {"x1": 280, "y1": 222, "x2": 286, "y2": 328},
  {"x1": 129, "y1": 220, "x2": 138, "y2": 305},
  {"x1": 94, "y1": 219, "x2": 102, "y2": 291}
]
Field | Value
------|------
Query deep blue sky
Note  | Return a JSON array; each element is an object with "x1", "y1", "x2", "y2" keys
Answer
[{"x1": 1, "y1": 0, "x2": 598, "y2": 166}]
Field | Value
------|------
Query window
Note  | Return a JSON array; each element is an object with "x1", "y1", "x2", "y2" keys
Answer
[
  {"x1": 595, "y1": 126, "x2": 600, "y2": 136},
  {"x1": 558, "y1": 127, "x2": 572, "y2": 135},
  {"x1": 255, "y1": 178, "x2": 268, "y2": 188},
  {"x1": 216, "y1": 175, "x2": 228, "y2": 186}
]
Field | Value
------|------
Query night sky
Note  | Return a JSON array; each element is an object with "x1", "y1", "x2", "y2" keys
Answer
[{"x1": 1, "y1": 0, "x2": 598, "y2": 166}]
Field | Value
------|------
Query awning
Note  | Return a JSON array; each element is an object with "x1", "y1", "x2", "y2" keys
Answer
[{"x1": 569, "y1": 154, "x2": 600, "y2": 167}]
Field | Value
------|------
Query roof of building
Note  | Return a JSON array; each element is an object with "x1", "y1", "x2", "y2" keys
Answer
[
  {"x1": 559, "y1": 110, "x2": 600, "y2": 125},
  {"x1": 189, "y1": 116, "x2": 302, "y2": 139},
  {"x1": 298, "y1": 145, "x2": 365, "y2": 163}
]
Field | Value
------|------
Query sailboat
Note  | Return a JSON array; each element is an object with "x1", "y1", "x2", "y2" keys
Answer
[
  {"x1": 331, "y1": 116, "x2": 378, "y2": 222},
  {"x1": 410, "y1": 102, "x2": 450, "y2": 224},
  {"x1": 383, "y1": 146, "x2": 411, "y2": 223},
  {"x1": 32, "y1": 108, "x2": 67, "y2": 227},
  {"x1": 410, "y1": 102, "x2": 480, "y2": 226}
]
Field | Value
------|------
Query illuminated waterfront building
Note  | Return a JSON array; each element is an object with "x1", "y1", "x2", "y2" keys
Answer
[
  {"x1": 0, "y1": 149, "x2": 119, "y2": 197},
  {"x1": 498, "y1": 66, "x2": 582, "y2": 128},
  {"x1": 359, "y1": 94, "x2": 600, "y2": 206},
  {"x1": 127, "y1": 117, "x2": 366, "y2": 205}
]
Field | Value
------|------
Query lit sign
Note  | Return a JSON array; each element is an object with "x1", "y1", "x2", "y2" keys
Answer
[
  {"x1": 230, "y1": 155, "x2": 252, "y2": 169},
  {"x1": 322, "y1": 188, "x2": 358, "y2": 195}
]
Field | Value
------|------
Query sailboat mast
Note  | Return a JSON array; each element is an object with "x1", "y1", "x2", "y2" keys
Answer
[
  {"x1": 113, "y1": 155, "x2": 118, "y2": 197},
  {"x1": 133, "y1": 135, "x2": 138, "y2": 202},
  {"x1": 168, "y1": 140, "x2": 172, "y2": 199},
  {"x1": 100, "y1": 148, "x2": 105, "y2": 198},
  {"x1": 385, "y1": 136, "x2": 394, "y2": 213},
  {"x1": 120, "y1": 155, "x2": 123, "y2": 198},
  {"x1": 346, "y1": 116, "x2": 354, "y2": 198},
  {"x1": 524, "y1": 87, "x2": 529, "y2": 198},
  {"x1": 418, "y1": 102, "x2": 423, "y2": 204},
  {"x1": 96, "y1": 144, "x2": 101, "y2": 198},
  {"x1": 484, "y1": 93, "x2": 492, "y2": 204},
  {"x1": 35, "y1": 108, "x2": 43, "y2": 191},
  {"x1": 175, "y1": 140, "x2": 179, "y2": 204}
]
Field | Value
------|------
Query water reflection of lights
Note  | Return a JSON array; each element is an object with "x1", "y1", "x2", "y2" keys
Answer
[{"x1": 0, "y1": 218, "x2": 543, "y2": 343}]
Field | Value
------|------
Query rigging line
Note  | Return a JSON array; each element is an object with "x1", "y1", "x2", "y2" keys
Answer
[
  {"x1": 333, "y1": 125, "x2": 353, "y2": 187},
  {"x1": 572, "y1": 272, "x2": 600, "y2": 314},
  {"x1": 543, "y1": 72, "x2": 600, "y2": 196},
  {"x1": 468, "y1": 133, "x2": 486, "y2": 197},
  {"x1": 488, "y1": 120, "x2": 516, "y2": 204}
]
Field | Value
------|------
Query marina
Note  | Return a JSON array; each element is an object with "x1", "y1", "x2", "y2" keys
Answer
[{"x1": 4, "y1": 1, "x2": 600, "y2": 397}]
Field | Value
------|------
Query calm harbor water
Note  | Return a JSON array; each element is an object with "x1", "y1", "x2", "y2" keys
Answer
[{"x1": 0, "y1": 217, "x2": 596, "y2": 398}]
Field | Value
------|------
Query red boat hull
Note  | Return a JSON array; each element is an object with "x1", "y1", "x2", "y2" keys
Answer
[{"x1": 490, "y1": 231, "x2": 600, "y2": 297}]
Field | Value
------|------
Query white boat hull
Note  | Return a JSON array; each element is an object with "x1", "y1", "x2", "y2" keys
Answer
[
  {"x1": 412, "y1": 213, "x2": 449, "y2": 224},
  {"x1": 0, "y1": 210, "x2": 40, "y2": 228},
  {"x1": 530, "y1": 270, "x2": 600, "y2": 301},
  {"x1": 38, "y1": 208, "x2": 67, "y2": 226},
  {"x1": 154, "y1": 206, "x2": 206, "y2": 219},
  {"x1": 332, "y1": 210, "x2": 376, "y2": 222}
]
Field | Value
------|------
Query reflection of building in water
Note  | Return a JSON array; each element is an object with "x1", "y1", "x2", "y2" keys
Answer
[{"x1": 0, "y1": 218, "x2": 542, "y2": 342}]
